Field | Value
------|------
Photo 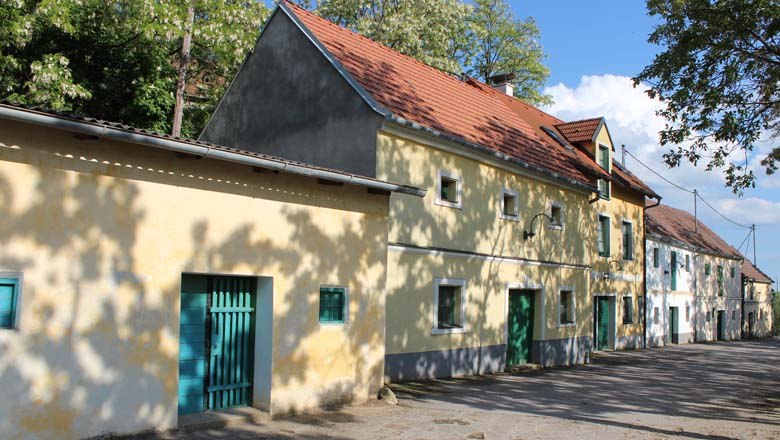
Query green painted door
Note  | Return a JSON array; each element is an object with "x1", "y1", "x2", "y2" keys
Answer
[
  {"x1": 507, "y1": 290, "x2": 534, "y2": 365},
  {"x1": 717, "y1": 311, "x2": 725, "y2": 340},
  {"x1": 596, "y1": 297, "x2": 610, "y2": 351},
  {"x1": 670, "y1": 251, "x2": 677, "y2": 291},
  {"x1": 669, "y1": 307, "x2": 679, "y2": 344},
  {"x1": 179, "y1": 275, "x2": 256, "y2": 415}
]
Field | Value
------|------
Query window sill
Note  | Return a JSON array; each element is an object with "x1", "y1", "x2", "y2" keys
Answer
[
  {"x1": 557, "y1": 322, "x2": 576, "y2": 328},
  {"x1": 622, "y1": 321, "x2": 634, "y2": 326},
  {"x1": 431, "y1": 326, "x2": 468, "y2": 335},
  {"x1": 500, "y1": 213, "x2": 519, "y2": 222},
  {"x1": 434, "y1": 199, "x2": 462, "y2": 210},
  {"x1": 547, "y1": 224, "x2": 564, "y2": 231},
  {"x1": 319, "y1": 321, "x2": 347, "y2": 327}
]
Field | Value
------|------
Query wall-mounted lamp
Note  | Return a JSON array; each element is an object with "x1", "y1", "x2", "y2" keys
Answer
[{"x1": 523, "y1": 213, "x2": 553, "y2": 240}]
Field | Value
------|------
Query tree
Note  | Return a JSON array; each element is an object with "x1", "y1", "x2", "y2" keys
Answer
[
  {"x1": 295, "y1": 0, "x2": 551, "y2": 105},
  {"x1": 464, "y1": 0, "x2": 550, "y2": 105},
  {"x1": 0, "y1": 1, "x2": 269, "y2": 138},
  {"x1": 635, "y1": 0, "x2": 780, "y2": 193}
]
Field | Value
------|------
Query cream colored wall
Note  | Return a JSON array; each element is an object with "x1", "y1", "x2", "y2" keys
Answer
[
  {"x1": 587, "y1": 126, "x2": 646, "y2": 344},
  {"x1": 0, "y1": 120, "x2": 388, "y2": 439},
  {"x1": 696, "y1": 254, "x2": 741, "y2": 299},
  {"x1": 695, "y1": 253, "x2": 741, "y2": 341},
  {"x1": 745, "y1": 281, "x2": 773, "y2": 337},
  {"x1": 376, "y1": 129, "x2": 594, "y2": 357},
  {"x1": 377, "y1": 130, "x2": 590, "y2": 266},
  {"x1": 385, "y1": 249, "x2": 590, "y2": 355}
]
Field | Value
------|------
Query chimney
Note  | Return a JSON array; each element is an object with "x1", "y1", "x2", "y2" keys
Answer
[
  {"x1": 493, "y1": 82, "x2": 514, "y2": 96},
  {"x1": 488, "y1": 73, "x2": 516, "y2": 96}
]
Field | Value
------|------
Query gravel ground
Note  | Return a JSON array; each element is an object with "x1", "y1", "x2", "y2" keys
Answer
[{"x1": 136, "y1": 338, "x2": 780, "y2": 440}]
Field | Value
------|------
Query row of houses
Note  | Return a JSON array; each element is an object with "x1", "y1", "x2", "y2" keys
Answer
[{"x1": 0, "y1": 2, "x2": 774, "y2": 439}]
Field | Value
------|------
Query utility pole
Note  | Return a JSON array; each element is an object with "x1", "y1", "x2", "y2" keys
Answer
[
  {"x1": 752, "y1": 224, "x2": 757, "y2": 265},
  {"x1": 172, "y1": 1, "x2": 195, "y2": 137},
  {"x1": 621, "y1": 144, "x2": 626, "y2": 168},
  {"x1": 693, "y1": 189, "x2": 698, "y2": 233}
]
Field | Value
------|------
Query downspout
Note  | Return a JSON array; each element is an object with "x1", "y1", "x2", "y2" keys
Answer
[
  {"x1": 0, "y1": 105, "x2": 426, "y2": 197},
  {"x1": 643, "y1": 197, "x2": 662, "y2": 349}
]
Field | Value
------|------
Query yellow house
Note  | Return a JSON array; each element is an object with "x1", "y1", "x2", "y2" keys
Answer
[
  {"x1": 741, "y1": 258, "x2": 774, "y2": 338},
  {"x1": 200, "y1": 2, "x2": 659, "y2": 379},
  {"x1": 0, "y1": 103, "x2": 424, "y2": 439}
]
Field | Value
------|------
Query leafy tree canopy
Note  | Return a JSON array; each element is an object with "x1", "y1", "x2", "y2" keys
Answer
[
  {"x1": 294, "y1": 0, "x2": 550, "y2": 105},
  {"x1": 635, "y1": 0, "x2": 780, "y2": 193},
  {"x1": 0, "y1": 0, "x2": 268, "y2": 138}
]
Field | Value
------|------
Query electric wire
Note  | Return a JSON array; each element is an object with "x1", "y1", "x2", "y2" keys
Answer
[{"x1": 624, "y1": 149, "x2": 753, "y2": 229}]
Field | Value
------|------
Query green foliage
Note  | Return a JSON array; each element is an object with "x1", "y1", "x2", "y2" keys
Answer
[
  {"x1": 0, "y1": 0, "x2": 269, "y2": 137},
  {"x1": 635, "y1": 0, "x2": 780, "y2": 194},
  {"x1": 295, "y1": 0, "x2": 551, "y2": 105},
  {"x1": 464, "y1": 0, "x2": 550, "y2": 105}
]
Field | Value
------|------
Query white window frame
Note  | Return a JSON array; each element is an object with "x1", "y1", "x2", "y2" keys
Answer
[
  {"x1": 0, "y1": 272, "x2": 23, "y2": 330},
  {"x1": 432, "y1": 277, "x2": 468, "y2": 335},
  {"x1": 548, "y1": 202, "x2": 565, "y2": 230},
  {"x1": 318, "y1": 284, "x2": 350, "y2": 327},
  {"x1": 499, "y1": 188, "x2": 520, "y2": 221},
  {"x1": 557, "y1": 286, "x2": 576, "y2": 327},
  {"x1": 435, "y1": 170, "x2": 462, "y2": 209},
  {"x1": 597, "y1": 212, "x2": 611, "y2": 258}
]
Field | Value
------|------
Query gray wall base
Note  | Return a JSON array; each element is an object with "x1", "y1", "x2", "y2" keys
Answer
[
  {"x1": 616, "y1": 335, "x2": 642, "y2": 350},
  {"x1": 384, "y1": 344, "x2": 506, "y2": 382},
  {"x1": 532, "y1": 336, "x2": 590, "y2": 367}
]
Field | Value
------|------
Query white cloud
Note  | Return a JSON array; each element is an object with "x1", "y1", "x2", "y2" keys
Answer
[{"x1": 714, "y1": 198, "x2": 780, "y2": 226}]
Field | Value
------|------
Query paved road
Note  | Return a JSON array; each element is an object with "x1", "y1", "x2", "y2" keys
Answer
[{"x1": 140, "y1": 338, "x2": 780, "y2": 439}]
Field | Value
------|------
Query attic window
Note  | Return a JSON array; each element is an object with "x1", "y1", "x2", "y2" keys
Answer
[
  {"x1": 541, "y1": 126, "x2": 574, "y2": 151},
  {"x1": 436, "y1": 170, "x2": 462, "y2": 209}
]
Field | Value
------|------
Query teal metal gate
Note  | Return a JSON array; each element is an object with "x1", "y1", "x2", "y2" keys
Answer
[
  {"x1": 178, "y1": 275, "x2": 256, "y2": 415},
  {"x1": 207, "y1": 276, "x2": 256, "y2": 410}
]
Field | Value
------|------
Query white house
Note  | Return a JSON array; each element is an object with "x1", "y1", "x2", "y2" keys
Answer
[{"x1": 645, "y1": 204, "x2": 742, "y2": 346}]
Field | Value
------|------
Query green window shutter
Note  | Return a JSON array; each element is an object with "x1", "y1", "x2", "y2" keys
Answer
[
  {"x1": 705, "y1": 263, "x2": 711, "y2": 276},
  {"x1": 653, "y1": 248, "x2": 659, "y2": 268},
  {"x1": 0, "y1": 278, "x2": 19, "y2": 329},
  {"x1": 623, "y1": 297, "x2": 633, "y2": 324},
  {"x1": 622, "y1": 222, "x2": 633, "y2": 260},
  {"x1": 319, "y1": 287, "x2": 345, "y2": 323},
  {"x1": 598, "y1": 216, "x2": 610, "y2": 257}
]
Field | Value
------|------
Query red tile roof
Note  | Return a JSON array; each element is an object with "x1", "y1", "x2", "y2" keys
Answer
[
  {"x1": 645, "y1": 204, "x2": 741, "y2": 259},
  {"x1": 282, "y1": 2, "x2": 657, "y2": 198},
  {"x1": 555, "y1": 118, "x2": 603, "y2": 143},
  {"x1": 741, "y1": 258, "x2": 773, "y2": 283}
]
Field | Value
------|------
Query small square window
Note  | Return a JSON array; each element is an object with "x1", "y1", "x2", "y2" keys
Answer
[
  {"x1": 0, "y1": 277, "x2": 20, "y2": 329},
  {"x1": 319, "y1": 286, "x2": 346, "y2": 323},
  {"x1": 685, "y1": 254, "x2": 690, "y2": 272},
  {"x1": 705, "y1": 263, "x2": 711, "y2": 276},
  {"x1": 706, "y1": 310, "x2": 711, "y2": 322},
  {"x1": 559, "y1": 290, "x2": 574, "y2": 325},
  {"x1": 436, "y1": 171, "x2": 462, "y2": 208},
  {"x1": 731, "y1": 310, "x2": 736, "y2": 320},
  {"x1": 433, "y1": 278, "x2": 466, "y2": 334},
  {"x1": 550, "y1": 204, "x2": 564, "y2": 229},
  {"x1": 500, "y1": 189, "x2": 519, "y2": 220},
  {"x1": 653, "y1": 248, "x2": 659, "y2": 268},
  {"x1": 623, "y1": 296, "x2": 634, "y2": 324},
  {"x1": 730, "y1": 267, "x2": 736, "y2": 278}
]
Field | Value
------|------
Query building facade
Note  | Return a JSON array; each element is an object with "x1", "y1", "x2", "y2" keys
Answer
[
  {"x1": 741, "y1": 258, "x2": 774, "y2": 338},
  {"x1": 0, "y1": 103, "x2": 423, "y2": 439},
  {"x1": 645, "y1": 205, "x2": 743, "y2": 346},
  {"x1": 200, "y1": 1, "x2": 659, "y2": 380}
]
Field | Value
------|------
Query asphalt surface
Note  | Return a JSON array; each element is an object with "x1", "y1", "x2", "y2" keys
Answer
[{"x1": 136, "y1": 338, "x2": 780, "y2": 440}]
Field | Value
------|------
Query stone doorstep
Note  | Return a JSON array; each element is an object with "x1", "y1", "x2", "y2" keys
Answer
[
  {"x1": 177, "y1": 406, "x2": 270, "y2": 432},
  {"x1": 504, "y1": 363, "x2": 542, "y2": 374}
]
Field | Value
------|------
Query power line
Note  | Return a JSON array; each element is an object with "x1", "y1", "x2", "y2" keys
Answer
[
  {"x1": 624, "y1": 149, "x2": 752, "y2": 229},
  {"x1": 624, "y1": 150, "x2": 695, "y2": 194}
]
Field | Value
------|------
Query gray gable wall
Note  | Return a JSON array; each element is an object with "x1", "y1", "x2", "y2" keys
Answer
[{"x1": 199, "y1": 9, "x2": 384, "y2": 178}]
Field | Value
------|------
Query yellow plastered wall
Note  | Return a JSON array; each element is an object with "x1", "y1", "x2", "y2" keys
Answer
[
  {"x1": 0, "y1": 119, "x2": 388, "y2": 439},
  {"x1": 376, "y1": 129, "x2": 593, "y2": 355},
  {"x1": 587, "y1": 126, "x2": 646, "y2": 343}
]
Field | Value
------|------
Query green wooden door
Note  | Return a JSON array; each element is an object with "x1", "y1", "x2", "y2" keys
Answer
[
  {"x1": 670, "y1": 251, "x2": 677, "y2": 291},
  {"x1": 507, "y1": 291, "x2": 534, "y2": 366},
  {"x1": 179, "y1": 275, "x2": 256, "y2": 415},
  {"x1": 717, "y1": 311, "x2": 725, "y2": 340},
  {"x1": 596, "y1": 297, "x2": 610, "y2": 351},
  {"x1": 669, "y1": 307, "x2": 679, "y2": 344}
]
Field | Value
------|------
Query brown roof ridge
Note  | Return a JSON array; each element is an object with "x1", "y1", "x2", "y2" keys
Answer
[
  {"x1": 739, "y1": 253, "x2": 774, "y2": 283},
  {"x1": 645, "y1": 203, "x2": 741, "y2": 259}
]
